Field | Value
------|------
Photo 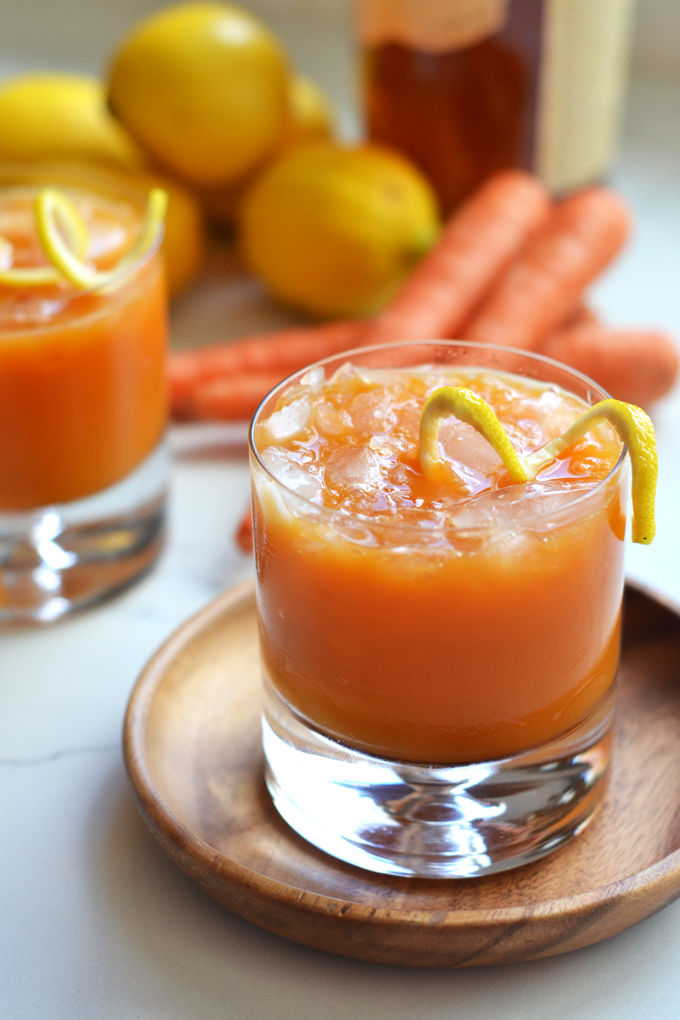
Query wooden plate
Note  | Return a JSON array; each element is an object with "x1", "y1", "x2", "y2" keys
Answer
[{"x1": 124, "y1": 580, "x2": 680, "y2": 968}]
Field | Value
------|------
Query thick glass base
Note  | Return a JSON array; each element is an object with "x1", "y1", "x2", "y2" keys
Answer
[
  {"x1": 263, "y1": 682, "x2": 614, "y2": 879},
  {"x1": 0, "y1": 440, "x2": 168, "y2": 624}
]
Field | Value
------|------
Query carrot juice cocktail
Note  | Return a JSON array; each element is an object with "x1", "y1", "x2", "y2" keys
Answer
[
  {"x1": 0, "y1": 183, "x2": 166, "y2": 509},
  {"x1": 250, "y1": 341, "x2": 650, "y2": 878},
  {"x1": 0, "y1": 167, "x2": 168, "y2": 623}
]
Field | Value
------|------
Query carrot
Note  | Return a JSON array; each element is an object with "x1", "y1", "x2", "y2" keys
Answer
[
  {"x1": 235, "y1": 505, "x2": 253, "y2": 553},
  {"x1": 464, "y1": 187, "x2": 631, "y2": 350},
  {"x1": 556, "y1": 302, "x2": 600, "y2": 332},
  {"x1": 169, "y1": 320, "x2": 367, "y2": 416},
  {"x1": 540, "y1": 324, "x2": 678, "y2": 406},
  {"x1": 185, "y1": 370, "x2": 288, "y2": 421},
  {"x1": 362, "y1": 170, "x2": 551, "y2": 345}
]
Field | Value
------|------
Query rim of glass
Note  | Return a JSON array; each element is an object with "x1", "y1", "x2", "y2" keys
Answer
[
  {"x1": 0, "y1": 162, "x2": 163, "y2": 305},
  {"x1": 249, "y1": 339, "x2": 628, "y2": 534}
]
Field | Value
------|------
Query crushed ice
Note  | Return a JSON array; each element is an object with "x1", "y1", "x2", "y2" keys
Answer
[
  {"x1": 324, "y1": 447, "x2": 383, "y2": 490},
  {"x1": 260, "y1": 446, "x2": 321, "y2": 502},
  {"x1": 264, "y1": 396, "x2": 313, "y2": 441},
  {"x1": 448, "y1": 479, "x2": 596, "y2": 532}
]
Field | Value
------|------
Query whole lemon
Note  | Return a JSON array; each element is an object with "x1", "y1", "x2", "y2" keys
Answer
[
  {"x1": 200, "y1": 72, "x2": 335, "y2": 228},
  {"x1": 0, "y1": 74, "x2": 145, "y2": 170},
  {"x1": 107, "y1": 2, "x2": 290, "y2": 187},
  {"x1": 240, "y1": 142, "x2": 440, "y2": 317},
  {"x1": 280, "y1": 74, "x2": 335, "y2": 148}
]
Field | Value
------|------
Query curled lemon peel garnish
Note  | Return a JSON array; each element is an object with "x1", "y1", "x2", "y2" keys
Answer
[
  {"x1": 419, "y1": 387, "x2": 657, "y2": 545},
  {"x1": 524, "y1": 399, "x2": 658, "y2": 544},
  {"x1": 36, "y1": 186, "x2": 167, "y2": 289},
  {"x1": 0, "y1": 190, "x2": 89, "y2": 287},
  {"x1": 0, "y1": 190, "x2": 90, "y2": 288},
  {"x1": 0, "y1": 186, "x2": 167, "y2": 291},
  {"x1": 420, "y1": 386, "x2": 529, "y2": 485}
]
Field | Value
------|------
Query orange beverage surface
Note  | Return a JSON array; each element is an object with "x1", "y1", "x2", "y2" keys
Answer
[
  {"x1": 0, "y1": 185, "x2": 167, "y2": 510},
  {"x1": 252, "y1": 363, "x2": 627, "y2": 764}
]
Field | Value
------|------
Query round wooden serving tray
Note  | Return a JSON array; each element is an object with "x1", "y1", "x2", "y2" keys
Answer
[{"x1": 124, "y1": 580, "x2": 680, "y2": 968}]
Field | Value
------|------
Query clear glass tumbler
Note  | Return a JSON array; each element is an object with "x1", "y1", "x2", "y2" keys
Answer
[
  {"x1": 250, "y1": 341, "x2": 628, "y2": 878},
  {"x1": 0, "y1": 165, "x2": 168, "y2": 623}
]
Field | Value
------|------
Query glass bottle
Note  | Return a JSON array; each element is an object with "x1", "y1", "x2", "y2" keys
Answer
[{"x1": 358, "y1": 0, "x2": 637, "y2": 213}]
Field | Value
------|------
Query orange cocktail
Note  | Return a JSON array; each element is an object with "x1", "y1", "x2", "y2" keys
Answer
[
  {"x1": 0, "y1": 167, "x2": 168, "y2": 623},
  {"x1": 0, "y1": 179, "x2": 166, "y2": 510},
  {"x1": 251, "y1": 341, "x2": 628, "y2": 877}
]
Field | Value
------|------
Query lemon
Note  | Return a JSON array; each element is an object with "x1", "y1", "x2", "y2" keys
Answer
[
  {"x1": 0, "y1": 74, "x2": 145, "y2": 171},
  {"x1": 280, "y1": 74, "x2": 335, "y2": 148},
  {"x1": 200, "y1": 72, "x2": 335, "y2": 228},
  {"x1": 240, "y1": 142, "x2": 440, "y2": 317},
  {"x1": 107, "y1": 2, "x2": 290, "y2": 187},
  {"x1": 420, "y1": 389, "x2": 658, "y2": 544}
]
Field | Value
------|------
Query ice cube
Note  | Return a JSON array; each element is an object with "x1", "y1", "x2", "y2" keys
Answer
[
  {"x1": 299, "y1": 366, "x2": 325, "y2": 390},
  {"x1": 368, "y1": 434, "x2": 397, "y2": 456},
  {"x1": 314, "y1": 401, "x2": 353, "y2": 437},
  {"x1": 324, "y1": 446, "x2": 383, "y2": 490},
  {"x1": 260, "y1": 446, "x2": 321, "y2": 501},
  {"x1": 350, "y1": 390, "x2": 399, "y2": 435},
  {"x1": 438, "y1": 419, "x2": 503, "y2": 490},
  {"x1": 329, "y1": 362, "x2": 359, "y2": 385},
  {"x1": 264, "y1": 396, "x2": 313, "y2": 441},
  {"x1": 448, "y1": 479, "x2": 595, "y2": 532}
]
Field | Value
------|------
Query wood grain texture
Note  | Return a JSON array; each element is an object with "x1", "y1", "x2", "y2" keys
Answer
[{"x1": 124, "y1": 581, "x2": 680, "y2": 968}]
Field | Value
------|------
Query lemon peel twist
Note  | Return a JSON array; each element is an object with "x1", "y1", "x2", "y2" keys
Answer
[
  {"x1": 420, "y1": 387, "x2": 529, "y2": 485},
  {"x1": 523, "y1": 399, "x2": 658, "y2": 544},
  {"x1": 419, "y1": 387, "x2": 657, "y2": 545},
  {"x1": 0, "y1": 186, "x2": 167, "y2": 291},
  {"x1": 0, "y1": 189, "x2": 89, "y2": 287}
]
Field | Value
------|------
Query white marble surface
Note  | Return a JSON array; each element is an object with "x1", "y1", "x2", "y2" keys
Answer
[{"x1": 2, "y1": 65, "x2": 680, "y2": 1020}]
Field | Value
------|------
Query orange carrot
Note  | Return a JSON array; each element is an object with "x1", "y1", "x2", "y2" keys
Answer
[
  {"x1": 464, "y1": 187, "x2": 631, "y2": 350},
  {"x1": 235, "y1": 505, "x2": 253, "y2": 553},
  {"x1": 556, "y1": 302, "x2": 600, "y2": 332},
  {"x1": 169, "y1": 320, "x2": 367, "y2": 416},
  {"x1": 186, "y1": 370, "x2": 288, "y2": 421},
  {"x1": 362, "y1": 170, "x2": 551, "y2": 345},
  {"x1": 541, "y1": 324, "x2": 678, "y2": 406}
]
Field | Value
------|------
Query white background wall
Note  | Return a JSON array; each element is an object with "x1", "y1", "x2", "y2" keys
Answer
[
  {"x1": 629, "y1": 0, "x2": 680, "y2": 74},
  {"x1": 0, "y1": 1, "x2": 678, "y2": 104}
]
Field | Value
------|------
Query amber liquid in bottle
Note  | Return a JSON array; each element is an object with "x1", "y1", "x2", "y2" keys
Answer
[
  {"x1": 364, "y1": 0, "x2": 545, "y2": 214},
  {"x1": 363, "y1": 0, "x2": 637, "y2": 214}
]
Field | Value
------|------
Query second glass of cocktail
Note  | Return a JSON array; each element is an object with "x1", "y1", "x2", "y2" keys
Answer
[
  {"x1": 250, "y1": 341, "x2": 633, "y2": 878},
  {"x1": 0, "y1": 165, "x2": 168, "y2": 623}
]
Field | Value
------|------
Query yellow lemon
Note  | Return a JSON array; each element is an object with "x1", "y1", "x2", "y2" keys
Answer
[
  {"x1": 107, "y1": 2, "x2": 290, "y2": 187},
  {"x1": 200, "y1": 72, "x2": 335, "y2": 228},
  {"x1": 0, "y1": 74, "x2": 145, "y2": 171},
  {"x1": 240, "y1": 142, "x2": 440, "y2": 318},
  {"x1": 280, "y1": 74, "x2": 335, "y2": 148}
]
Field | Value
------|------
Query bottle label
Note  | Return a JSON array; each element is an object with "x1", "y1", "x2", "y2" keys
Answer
[
  {"x1": 357, "y1": 0, "x2": 511, "y2": 52},
  {"x1": 535, "y1": 0, "x2": 636, "y2": 192}
]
